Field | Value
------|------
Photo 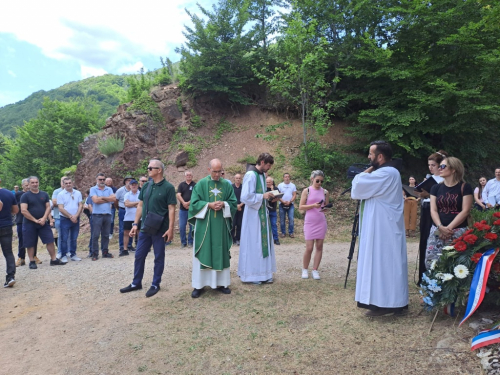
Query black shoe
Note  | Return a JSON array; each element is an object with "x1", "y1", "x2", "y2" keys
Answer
[
  {"x1": 119, "y1": 250, "x2": 129, "y2": 257},
  {"x1": 128, "y1": 246, "x2": 135, "y2": 252},
  {"x1": 120, "y1": 284, "x2": 142, "y2": 293},
  {"x1": 102, "y1": 252, "x2": 114, "y2": 258},
  {"x1": 191, "y1": 288, "x2": 204, "y2": 298},
  {"x1": 274, "y1": 240, "x2": 280, "y2": 245},
  {"x1": 50, "y1": 258, "x2": 67, "y2": 266},
  {"x1": 92, "y1": 256, "x2": 98, "y2": 261},
  {"x1": 4, "y1": 277, "x2": 15, "y2": 288},
  {"x1": 236, "y1": 240, "x2": 240, "y2": 246},
  {"x1": 145, "y1": 285, "x2": 160, "y2": 298},
  {"x1": 29, "y1": 261, "x2": 37, "y2": 269},
  {"x1": 217, "y1": 286, "x2": 231, "y2": 294}
]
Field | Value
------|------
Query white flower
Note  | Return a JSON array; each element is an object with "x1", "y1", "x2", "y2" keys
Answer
[
  {"x1": 441, "y1": 273, "x2": 454, "y2": 281},
  {"x1": 443, "y1": 246, "x2": 455, "y2": 251},
  {"x1": 430, "y1": 260, "x2": 437, "y2": 270},
  {"x1": 454, "y1": 265, "x2": 469, "y2": 279}
]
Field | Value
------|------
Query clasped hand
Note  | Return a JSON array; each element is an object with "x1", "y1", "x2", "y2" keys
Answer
[
  {"x1": 210, "y1": 201, "x2": 224, "y2": 211},
  {"x1": 438, "y1": 225, "x2": 453, "y2": 240}
]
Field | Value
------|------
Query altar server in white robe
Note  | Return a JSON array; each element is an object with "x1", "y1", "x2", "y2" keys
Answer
[
  {"x1": 351, "y1": 140, "x2": 408, "y2": 317},
  {"x1": 238, "y1": 153, "x2": 277, "y2": 284}
]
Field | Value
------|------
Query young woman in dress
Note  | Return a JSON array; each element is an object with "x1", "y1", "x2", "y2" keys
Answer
[
  {"x1": 404, "y1": 176, "x2": 419, "y2": 238},
  {"x1": 299, "y1": 170, "x2": 329, "y2": 280},
  {"x1": 474, "y1": 176, "x2": 487, "y2": 211},
  {"x1": 425, "y1": 157, "x2": 473, "y2": 268}
]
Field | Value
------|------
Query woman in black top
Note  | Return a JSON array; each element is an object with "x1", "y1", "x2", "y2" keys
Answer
[{"x1": 425, "y1": 157, "x2": 473, "y2": 269}]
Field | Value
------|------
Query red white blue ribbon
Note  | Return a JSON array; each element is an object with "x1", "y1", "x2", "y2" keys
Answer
[
  {"x1": 459, "y1": 248, "x2": 499, "y2": 327},
  {"x1": 471, "y1": 322, "x2": 500, "y2": 351},
  {"x1": 443, "y1": 303, "x2": 455, "y2": 317}
]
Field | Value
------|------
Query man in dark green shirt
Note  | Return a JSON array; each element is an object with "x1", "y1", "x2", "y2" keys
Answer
[{"x1": 120, "y1": 159, "x2": 176, "y2": 298}]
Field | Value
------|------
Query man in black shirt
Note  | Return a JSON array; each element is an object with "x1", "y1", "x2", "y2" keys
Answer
[
  {"x1": 0, "y1": 177, "x2": 19, "y2": 287},
  {"x1": 231, "y1": 174, "x2": 245, "y2": 245},
  {"x1": 266, "y1": 176, "x2": 280, "y2": 245},
  {"x1": 177, "y1": 171, "x2": 196, "y2": 248},
  {"x1": 15, "y1": 179, "x2": 39, "y2": 266},
  {"x1": 20, "y1": 176, "x2": 66, "y2": 269}
]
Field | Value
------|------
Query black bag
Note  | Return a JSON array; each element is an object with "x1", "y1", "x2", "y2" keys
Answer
[{"x1": 141, "y1": 182, "x2": 165, "y2": 235}]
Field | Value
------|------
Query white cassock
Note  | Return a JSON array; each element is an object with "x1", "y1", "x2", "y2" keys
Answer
[
  {"x1": 238, "y1": 171, "x2": 276, "y2": 282},
  {"x1": 351, "y1": 165, "x2": 408, "y2": 308}
]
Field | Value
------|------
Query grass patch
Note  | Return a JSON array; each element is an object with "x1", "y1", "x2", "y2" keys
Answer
[
  {"x1": 225, "y1": 164, "x2": 246, "y2": 175},
  {"x1": 214, "y1": 117, "x2": 233, "y2": 140},
  {"x1": 98, "y1": 135, "x2": 125, "y2": 156},
  {"x1": 236, "y1": 154, "x2": 256, "y2": 164},
  {"x1": 190, "y1": 109, "x2": 203, "y2": 128}
]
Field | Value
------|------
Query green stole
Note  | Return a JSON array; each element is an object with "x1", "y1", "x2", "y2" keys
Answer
[{"x1": 254, "y1": 172, "x2": 269, "y2": 258}]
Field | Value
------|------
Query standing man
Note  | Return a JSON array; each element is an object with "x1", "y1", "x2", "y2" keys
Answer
[
  {"x1": 0, "y1": 177, "x2": 19, "y2": 287},
  {"x1": 482, "y1": 168, "x2": 500, "y2": 208},
  {"x1": 52, "y1": 176, "x2": 66, "y2": 256},
  {"x1": 15, "y1": 179, "x2": 40, "y2": 266},
  {"x1": 351, "y1": 140, "x2": 408, "y2": 317},
  {"x1": 139, "y1": 177, "x2": 148, "y2": 190},
  {"x1": 116, "y1": 175, "x2": 134, "y2": 253},
  {"x1": 20, "y1": 176, "x2": 66, "y2": 269},
  {"x1": 11, "y1": 185, "x2": 19, "y2": 195},
  {"x1": 278, "y1": 173, "x2": 297, "y2": 238},
  {"x1": 90, "y1": 173, "x2": 116, "y2": 260},
  {"x1": 57, "y1": 177, "x2": 83, "y2": 262},
  {"x1": 122, "y1": 180, "x2": 140, "y2": 256},
  {"x1": 188, "y1": 159, "x2": 237, "y2": 298},
  {"x1": 238, "y1": 153, "x2": 277, "y2": 284},
  {"x1": 177, "y1": 171, "x2": 196, "y2": 248},
  {"x1": 120, "y1": 159, "x2": 176, "y2": 297},
  {"x1": 105, "y1": 177, "x2": 117, "y2": 239},
  {"x1": 266, "y1": 176, "x2": 280, "y2": 245},
  {"x1": 231, "y1": 174, "x2": 244, "y2": 245}
]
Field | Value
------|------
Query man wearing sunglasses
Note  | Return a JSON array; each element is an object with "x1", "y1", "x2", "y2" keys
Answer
[
  {"x1": 351, "y1": 140, "x2": 408, "y2": 317},
  {"x1": 89, "y1": 173, "x2": 116, "y2": 260},
  {"x1": 57, "y1": 178, "x2": 83, "y2": 262}
]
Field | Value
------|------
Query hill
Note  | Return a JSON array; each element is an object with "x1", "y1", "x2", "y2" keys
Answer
[{"x1": 0, "y1": 74, "x2": 128, "y2": 136}]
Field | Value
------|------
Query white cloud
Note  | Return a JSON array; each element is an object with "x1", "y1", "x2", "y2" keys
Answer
[
  {"x1": 0, "y1": 0, "x2": 215, "y2": 73},
  {"x1": 81, "y1": 66, "x2": 108, "y2": 79},
  {"x1": 117, "y1": 62, "x2": 145, "y2": 74},
  {"x1": 7, "y1": 70, "x2": 16, "y2": 78}
]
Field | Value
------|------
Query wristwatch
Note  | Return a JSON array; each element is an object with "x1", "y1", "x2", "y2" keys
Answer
[{"x1": 132, "y1": 223, "x2": 138, "y2": 227}]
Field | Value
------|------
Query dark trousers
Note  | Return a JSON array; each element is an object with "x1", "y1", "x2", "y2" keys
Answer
[
  {"x1": 118, "y1": 207, "x2": 126, "y2": 249},
  {"x1": 132, "y1": 231, "x2": 166, "y2": 287},
  {"x1": 59, "y1": 217, "x2": 80, "y2": 257},
  {"x1": 110, "y1": 207, "x2": 116, "y2": 235},
  {"x1": 17, "y1": 223, "x2": 37, "y2": 258},
  {"x1": 0, "y1": 226, "x2": 15, "y2": 280},
  {"x1": 418, "y1": 203, "x2": 432, "y2": 285},
  {"x1": 232, "y1": 209, "x2": 244, "y2": 241},
  {"x1": 91, "y1": 214, "x2": 111, "y2": 257}
]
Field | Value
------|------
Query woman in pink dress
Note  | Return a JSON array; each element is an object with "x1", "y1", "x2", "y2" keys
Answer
[{"x1": 299, "y1": 170, "x2": 330, "y2": 280}]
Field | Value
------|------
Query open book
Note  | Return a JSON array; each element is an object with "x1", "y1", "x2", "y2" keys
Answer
[{"x1": 268, "y1": 190, "x2": 284, "y2": 199}]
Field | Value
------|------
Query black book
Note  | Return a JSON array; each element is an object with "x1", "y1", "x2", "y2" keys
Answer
[
  {"x1": 415, "y1": 177, "x2": 438, "y2": 193},
  {"x1": 402, "y1": 185, "x2": 419, "y2": 198}
]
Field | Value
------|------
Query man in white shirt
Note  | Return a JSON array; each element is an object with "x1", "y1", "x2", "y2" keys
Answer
[
  {"x1": 116, "y1": 175, "x2": 134, "y2": 253},
  {"x1": 482, "y1": 168, "x2": 500, "y2": 208},
  {"x1": 277, "y1": 173, "x2": 297, "y2": 238},
  {"x1": 57, "y1": 178, "x2": 83, "y2": 261},
  {"x1": 122, "y1": 180, "x2": 140, "y2": 256}
]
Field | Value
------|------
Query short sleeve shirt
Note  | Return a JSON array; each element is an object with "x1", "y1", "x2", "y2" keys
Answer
[
  {"x1": 430, "y1": 182, "x2": 473, "y2": 228},
  {"x1": 138, "y1": 179, "x2": 177, "y2": 233},
  {"x1": 124, "y1": 191, "x2": 140, "y2": 221},
  {"x1": 115, "y1": 186, "x2": 130, "y2": 208},
  {"x1": 52, "y1": 187, "x2": 63, "y2": 219},
  {"x1": 20, "y1": 190, "x2": 50, "y2": 223},
  {"x1": 89, "y1": 185, "x2": 114, "y2": 214},
  {"x1": 0, "y1": 189, "x2": 17, "y2": 228},
  {"x1": 277, "y1": 182, "x2": 297, "y2": 203},
  {"x1": 57, "y1": 189, "x2": 82, "y2": 217},
  {"x1": 177, "y1": 181, "x2": 196, "y2": 211}
]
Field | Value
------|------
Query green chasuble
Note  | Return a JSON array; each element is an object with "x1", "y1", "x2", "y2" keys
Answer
[{"x1": 188, "y1": 176, "x2": 237, "y2": 270}]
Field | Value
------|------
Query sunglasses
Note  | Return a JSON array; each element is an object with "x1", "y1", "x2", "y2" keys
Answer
[
  {"x1": 98, "y1": 178, "x2": 105, "y2": 181},
  {"x1": 221, "y1": 173, "x2": 225, "y2": 175},
  {"x1": 147, "y1": 167, "x2": 160, "y2": 171},
  {"x1": 316, "y1": 180, "x2": 323, "y2": 184},
  {"x1": 140, "y1": 180, "x2": 147, "y2": 183},
  {"x1": 439, "y1": 164, "x2": 448, "y2": 170}
]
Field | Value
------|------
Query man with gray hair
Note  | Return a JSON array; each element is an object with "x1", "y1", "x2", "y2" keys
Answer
[
  {"x1": 177, "y1": 170, "x2": 196, "y2": 248},
  {"x1": 90, "y1": 173, "x2": 116, "y2": 260},
  {"x1": 57, "y1": 177, "x2": 83, "y2": 261}
]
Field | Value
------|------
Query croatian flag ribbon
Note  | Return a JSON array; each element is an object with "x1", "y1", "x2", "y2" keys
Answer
[
  {"x1": 471, "y1": 322, "x2": 500, "y2": 351},
  {"x1": 459, "y1": 248, "x2": 499, "y2": 327},
  {"x1": 443, "y1": 303, "x2": 455, "y2": 317}
]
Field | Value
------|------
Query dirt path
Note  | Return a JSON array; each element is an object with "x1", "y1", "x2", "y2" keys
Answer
[{"x1": 0, "y1": 241, "x2": 479, "y2": 374}]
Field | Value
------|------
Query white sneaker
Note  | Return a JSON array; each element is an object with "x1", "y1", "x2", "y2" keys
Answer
[
  {"x1": 56, "y1": 253, "x2": 61, "y2": 260},
  {"x1": 71, "y1": 256, "x2": 81, "y2": 261},
  {"x1": 60, "y1": 256, "x2": 68, "y2": 263},
  {"x1": 312, "y1": 270, "x2": 320, "y2": 280},
  {"x1": 301, "y1": 269, "x2": 309, "y2": 279},
  {"x1": 109, "y1": 234, "x2": 113, "y2": 239}
]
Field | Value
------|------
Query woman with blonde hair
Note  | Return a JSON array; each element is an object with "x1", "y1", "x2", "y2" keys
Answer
[
  {"x1": 299, "y1": 170, "x2": 330, "y2": 280},
  {"x1": 425, "y1": 157, "x2": 473, "y2": 268}
]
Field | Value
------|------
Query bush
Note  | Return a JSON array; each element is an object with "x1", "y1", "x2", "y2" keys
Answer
[{"x1": 98, "y1": 135, "x2": 125, "y2": 156}]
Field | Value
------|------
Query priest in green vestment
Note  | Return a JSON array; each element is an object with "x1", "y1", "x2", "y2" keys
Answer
[{"x1": 188, "y1": 159, "x2": 237, "y2": 298}]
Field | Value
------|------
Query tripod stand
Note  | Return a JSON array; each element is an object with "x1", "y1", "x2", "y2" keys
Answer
[{"x1": 343, "y1": 195, "x2": 361, "y2": 289}]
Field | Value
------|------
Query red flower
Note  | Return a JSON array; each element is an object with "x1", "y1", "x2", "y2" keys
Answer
[
  {"x1": 481, "y1": 220, "x2": 487, "y2": 224},
  {"x1": 493, "y1": 212, "x2": 500, "y2": 218},
  {"x1": 454, "y1": 241, "x2": 467, "y2": 252},
  {"x1": 474, "y1": 222, "x2": 491, "y2": 231},
  {"x1": 464, "y1": 229, "x2": 474, "y2": 236},
  {"x1": 463, "y1": 234, "x2": 478, "y2": 245},
  {"x1": 484, "y1": 232, "x2": 498, "y2": 241},
  {"x1": 471, "y1": 253, "x2": 483, "y2": 264},
  {"x1": 494, "y1": 220, "x2": 500, "y2": 226},
  {"x1": 453, "y1": 236, "x2": 464, "y2": 244}
]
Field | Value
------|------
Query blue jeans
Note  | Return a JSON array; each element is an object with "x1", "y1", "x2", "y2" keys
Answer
[
  {"x1": 118, "y1": 207, "x2": 126, "y2": 249},
  {"x1": 55, "y1": 217, "x2": 71, "y2": 256},
  {"x1": 178, "y1": 210, "x2": 193, "y2": 246},
  {"x1": 268, "y1": 210, "x2": 278, "y2": 241},
  {"x1": 110, "y1": 207, "x2": 116, "y2": 235},
  {"x1": 132, "y1": 231, "x2": 168, "y2": 287},
  {"x1": 279, "y1": 204, "x2": 294, "y2": 235},
  {"x1": 91, "y1": 214, "x2": 111, "y2": 257},
  {"x1": 59, "y1": 216, "x2": 80, "y2": 257}
]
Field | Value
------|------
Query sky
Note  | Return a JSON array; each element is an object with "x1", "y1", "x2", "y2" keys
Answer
[{"x1": 0, "y1": 0, "x2": 216, "y2": 107}]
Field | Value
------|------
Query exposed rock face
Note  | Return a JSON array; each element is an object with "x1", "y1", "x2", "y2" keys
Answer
[
  {"x1": 74, "y1": 86, "x2": 190, "y2": 192},
  {"x1": 175, "y1": 151, "x2": 189, "y2": 167}
]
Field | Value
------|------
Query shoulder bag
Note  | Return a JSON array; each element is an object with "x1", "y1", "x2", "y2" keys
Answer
[{"x1": 141, "y1": 182, "x2": 165, "y2": 235}]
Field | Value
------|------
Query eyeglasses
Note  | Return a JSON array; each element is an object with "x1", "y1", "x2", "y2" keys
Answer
[
  {"x1": 147, "y1": 167, "x2": 160, "y2": 171},
  {"x1": 316, "y1": 180, "x2": 323, "y2": 184},
  {"x1": 140, "y1": 180, "x2": 147, "y2": 183},
  {"x1": 221, "y1": 173, "x2": 225, "y2": 175},
  {"x1": 98, "y1": 178, "x2": 105, "y2": 181},
  {"x1": 439, "y1": 164, "x2": 448, "y2": 170}
]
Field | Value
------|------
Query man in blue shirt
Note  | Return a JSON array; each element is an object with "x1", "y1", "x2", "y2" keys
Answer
[
  {"x1": 0, "y1": 177, "x2": 19, "y2": 287},
  {"x1": 115, "y1": 175, "x2": 134, "y2": 253},
  {"x1": 90, "y1": 173, "x2": 116, "y2": 261}
]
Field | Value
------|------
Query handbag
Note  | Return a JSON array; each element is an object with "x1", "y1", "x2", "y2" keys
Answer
[{"x1": 141, "y1": 182, "x2": 165, "y2": 235}]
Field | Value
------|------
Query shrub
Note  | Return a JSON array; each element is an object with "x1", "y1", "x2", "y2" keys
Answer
[{"x1": 98, "y1": 135, "x2": 125, "y2": 156}]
